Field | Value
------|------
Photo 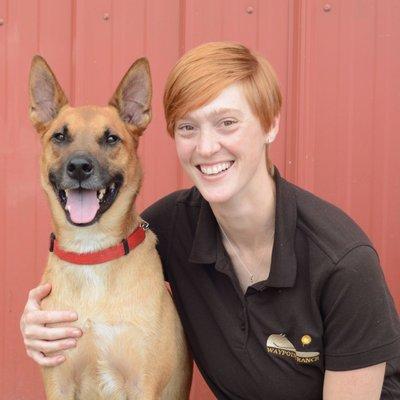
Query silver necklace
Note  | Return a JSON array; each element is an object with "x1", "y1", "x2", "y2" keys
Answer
[{"x1": 218, "y1": 224, "x2": 271, "y2": 284}]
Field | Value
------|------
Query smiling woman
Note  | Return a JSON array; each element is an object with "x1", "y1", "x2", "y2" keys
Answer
[{"x1": 140, "y1": 41, "x2": 400, "y2": 399}]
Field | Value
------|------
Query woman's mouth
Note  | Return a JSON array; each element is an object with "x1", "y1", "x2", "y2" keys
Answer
[{"x1": 196, "y1": 161, "x2": 234, "y2": 176}]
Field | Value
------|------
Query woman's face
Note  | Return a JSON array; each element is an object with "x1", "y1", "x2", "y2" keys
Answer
[{"x1": 174, "y1": 83, "x2": 278, "y2": 205}]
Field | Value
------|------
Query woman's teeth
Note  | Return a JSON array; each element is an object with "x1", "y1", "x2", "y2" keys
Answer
[{"x1": 199, "y1": 161, "x2": 233, "y2": 175}]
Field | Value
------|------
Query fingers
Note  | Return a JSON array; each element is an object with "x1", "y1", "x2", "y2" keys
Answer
[
  {"x1": 27, "y1": 283, "x2": 52, "y2": 308},
  {"x1": 23, "y1": 324, "x2": 82, "y2": 341},
  {"x1": 21, "y1": 285, "x2": 83, "y2": 368},
  {"x1": 26, "y1": 337, "x2": 77, "y2": 354},
  {"x1": 21, "y1": 310, "x2": 80, "y2": 345},
  {"x1": 27, "y1": 349, "x2": 66, "y2": 368},
  {"x1": 23, "y1": 310, "x2": 78, "y2": 326}
]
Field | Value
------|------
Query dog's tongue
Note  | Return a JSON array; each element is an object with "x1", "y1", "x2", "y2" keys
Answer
[{"x1": 66, "y1": 189, "x2": 99, "y2": 224}]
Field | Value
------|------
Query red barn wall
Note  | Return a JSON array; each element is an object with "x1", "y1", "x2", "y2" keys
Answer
[{"x1": 0, "y1": 1, "x2": 399, "y2": 398}]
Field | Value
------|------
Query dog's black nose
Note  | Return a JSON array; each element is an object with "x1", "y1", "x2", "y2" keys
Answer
[{"x1": 67, "y1": 157, "x2": 94, "y2": 181}]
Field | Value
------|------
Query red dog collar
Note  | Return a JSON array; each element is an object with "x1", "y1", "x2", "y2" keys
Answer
[{"x1": 49, "y1": 222, "x2": 149, "y2": 265}]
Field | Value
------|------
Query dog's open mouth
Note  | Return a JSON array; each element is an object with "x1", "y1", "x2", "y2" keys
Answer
[{"x1": 54, "y1": 175, "x2": 123, "y2": 226}]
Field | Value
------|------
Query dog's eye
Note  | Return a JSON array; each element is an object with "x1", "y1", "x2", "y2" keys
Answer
[
  {"x1": 52, "y1": 132, "x2": 66, "y2": 143},
  {"x1": 51, "y1": 126, "x2": 70, "y2": 144},
  {"x1": 105, "y1": 133, "x2": 120, "y2": 145}
]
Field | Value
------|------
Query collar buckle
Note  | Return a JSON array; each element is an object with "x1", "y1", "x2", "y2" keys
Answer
[
  {"x1": 49, "y1": 232, "x2": 56, "y2": 252},
  {"x1": 140, "y1": 220, "x2": 149, "y2": 230},
  {"x1": 122, "y1": 238, "x2": 130, "y2": 255}
]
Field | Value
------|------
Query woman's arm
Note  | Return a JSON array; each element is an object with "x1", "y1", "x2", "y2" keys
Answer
[{"x1": 323, "y1": 363, "x2": 386, "y2": 400}]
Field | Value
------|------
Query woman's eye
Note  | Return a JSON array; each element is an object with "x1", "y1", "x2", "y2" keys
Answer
[
  {"x1": 176, "y1": 124, "x2": 195, "y2": 135},
  {"x1": 179, "y1": 124, "x2": 194, "y2": 131},
  {"x1": 221, "y1": 119, "x2": 237, "y2": 127}
]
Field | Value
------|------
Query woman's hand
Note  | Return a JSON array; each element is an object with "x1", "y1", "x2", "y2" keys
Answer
[{"x1": 20, "y1": 283, "x2": 82, "y2": 367}]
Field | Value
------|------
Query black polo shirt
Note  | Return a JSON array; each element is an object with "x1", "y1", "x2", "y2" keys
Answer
[{"x1": 141, "y1": 167, "x2": 400, "y2": 400}]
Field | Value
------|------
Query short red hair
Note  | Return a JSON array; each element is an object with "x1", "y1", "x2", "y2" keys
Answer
[{"x1": 163, "y1": 41, "x2": 282, "y2": 139}]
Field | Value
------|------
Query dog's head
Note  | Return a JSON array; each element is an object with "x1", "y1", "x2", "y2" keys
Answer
[{"x1": 29, "y1": 56, "x2": 151, "y2": 228}]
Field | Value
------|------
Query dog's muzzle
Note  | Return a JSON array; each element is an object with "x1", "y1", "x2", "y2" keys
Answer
[{"x1": 49, "y1": 154, "x2": 123, "y2": 227}]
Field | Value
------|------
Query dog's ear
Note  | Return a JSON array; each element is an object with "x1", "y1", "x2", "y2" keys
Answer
[
  {"x1": 29, "y1": 55, "x2": 68, "y2": 133},
  {"x1": 109, "y1": 58, "x2": 152, "y2": 132}
]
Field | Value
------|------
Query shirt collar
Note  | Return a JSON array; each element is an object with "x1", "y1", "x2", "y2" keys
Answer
[{"x1": 188, "y1": 166, "x2": 298, "y2": 288}]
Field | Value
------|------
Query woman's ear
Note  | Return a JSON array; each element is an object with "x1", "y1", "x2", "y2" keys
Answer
[{"x1": 266, "y1": 116, "x2": 280, "y2": 144}]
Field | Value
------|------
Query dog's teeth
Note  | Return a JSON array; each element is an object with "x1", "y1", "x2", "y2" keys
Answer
[
  {"x1": 97, "y1": 188, "x2": 106, "y2": 201},
  {"x1": 110, "y1": 183, "x2": 115, "y2": 190}
]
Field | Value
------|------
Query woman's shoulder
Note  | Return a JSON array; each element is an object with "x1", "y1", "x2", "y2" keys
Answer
[
  {"x1": 141, "y1": 186, "x2": 201, "y2": 231},
  {"x1": 286, "y1": 180, "x2": 374, "y2": 264}
]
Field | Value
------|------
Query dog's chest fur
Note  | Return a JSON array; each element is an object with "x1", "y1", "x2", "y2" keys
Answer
[
  {"x1": 42, "y1": 230, "x2": 164, "y2": 324},
  {"x1": 40, "y1": 231, "x2": 176, "y2": 396}
]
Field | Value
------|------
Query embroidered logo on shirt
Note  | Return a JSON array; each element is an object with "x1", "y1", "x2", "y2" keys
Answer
[
  {"x1": 301, "y1": 334, "x2": 312, "y2": 346},
  {"x1": 266, "y1": 334, "x2": 320, "y2": 364}
]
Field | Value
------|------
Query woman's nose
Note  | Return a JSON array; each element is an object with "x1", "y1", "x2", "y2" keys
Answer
[{"x1": 196, "y1": 130, "x2": 221, "y2": 157}]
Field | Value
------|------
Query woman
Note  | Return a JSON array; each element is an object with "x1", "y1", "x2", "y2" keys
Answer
[{"x1": 20, "y1": 42, "x2": 400, "y2": 399}]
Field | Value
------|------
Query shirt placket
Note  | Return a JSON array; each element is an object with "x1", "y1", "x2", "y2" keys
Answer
[{"x1": 214, "y1": 246, "x2": 251, "y2": 349}]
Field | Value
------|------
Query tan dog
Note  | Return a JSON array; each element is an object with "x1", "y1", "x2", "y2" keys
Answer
[{"x1": 28, "y1": 56, "x2": 192, "y2": 399}]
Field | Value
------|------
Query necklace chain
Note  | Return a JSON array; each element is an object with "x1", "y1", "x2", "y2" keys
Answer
[{"x1": 218, "y1": 224, "x2": 271, "y2": 284}]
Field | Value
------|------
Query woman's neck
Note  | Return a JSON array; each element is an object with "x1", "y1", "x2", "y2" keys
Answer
[{"x1": 211, "y1": 170, "x2": 276, "y2": 250}]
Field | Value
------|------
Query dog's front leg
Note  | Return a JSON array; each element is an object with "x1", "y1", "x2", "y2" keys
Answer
[
  {"x1": 135, "y1": 383, "x2": 169, "y2": 400},
  {"x1": 125, "y1": 381, "x2": 164, "y2": 400},
  {"x1": 42, "y1": 368, "x2": 76, "y2": 400},
  {"x1": 127, "y1": 393, "x2": 162, "y2": 400}
]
